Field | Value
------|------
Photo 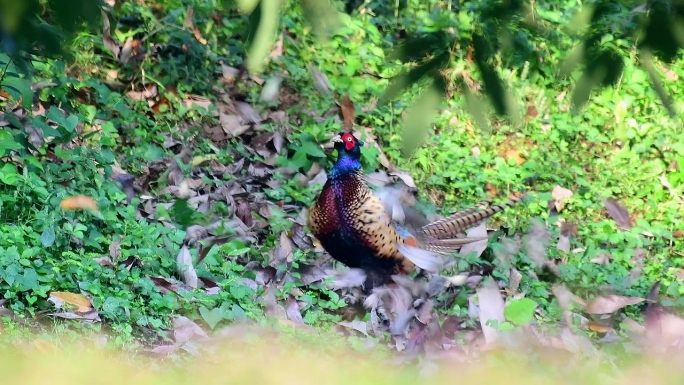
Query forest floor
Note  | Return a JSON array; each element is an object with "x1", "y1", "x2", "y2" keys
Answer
[{"x1": 0, "y1": 0, "x2": 683, "y2": 382}]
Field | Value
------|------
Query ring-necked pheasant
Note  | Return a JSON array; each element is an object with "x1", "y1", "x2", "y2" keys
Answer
[{"x1": 307, "y1": 131, "x2": 522, "y2": 291}]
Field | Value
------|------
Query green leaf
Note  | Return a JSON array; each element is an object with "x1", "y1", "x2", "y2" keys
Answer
[
  {"x1": 380, "y1": 52, "x2": 448, "y2": 104},
  {"x1": 472, "y1": 33, "x2": 516, "y2": 118},
  {"x1": 399, "y1": 77, "x2": 446, "y2": 156},
  {"x1": 504, "y1": 298, "x2": 538, "y2": 326},
  {"x1": 229, "y1": 304, "x2": 247, "y2": 321},
  {"x1": 0, "y1": 163, "x2": 20, "y2": 185},
  {"x1": 40, "y1": 226, "x2": 56, "y2": 247},
  {"x1": 1, "y1": 74, "x2": 33, "y2": 110},
  {"x1": 297, "y1": 141, "x2": 326, "y2": 158},
  {"x1": 199, "y1": 305, "x2": 229, "y2": 329},
  {"x1": 46, "y1": 106, "x2": 66, "y2": 126},
  {"x1": 64, "y1": 114, "x2": 79, "y2": 132},
  {"x1": 0, "y1": 130, "x2": 23, "y2": 157}
]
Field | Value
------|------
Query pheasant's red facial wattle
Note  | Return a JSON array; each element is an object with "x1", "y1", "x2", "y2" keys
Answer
[{"x1": 341, "y1": 133, "x2": 355, "y2": 151}]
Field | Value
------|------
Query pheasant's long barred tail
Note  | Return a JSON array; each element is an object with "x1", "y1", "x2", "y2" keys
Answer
[{"x1": 420, "y1": 195, "x2": 524, "y2": 239}]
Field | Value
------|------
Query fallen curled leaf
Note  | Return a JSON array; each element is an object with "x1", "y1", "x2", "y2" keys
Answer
[
  {"x1": 504, "y1": 149, "x2": 525, "y2": 165},
  {"x1": 48, "y1": 292, "x2": 93, "y2": 313},
  {"x1": 584, "y1": 295, "x2": 644, "y2": 315},
  {"x1": 340, "y1": 94, "x2": 355, "y2": 131},
  {"x1": 588, "y1": 320, "x2": 611, "y2": 333},
  {"x1": 459, "y1": 222, "x2": 489, "y2": 258},
  {"x1": 185, "y1": 8, "x2": 207, "y2": 44},
  {"x1": 220, "y1": 111, "x2": 250, "y2": 138},
  {"x1": 173, "y1": 316, "x2": 211, "y2": 344},
  {"x1": 602, "y1": 197, "x2": 632, "y2": 230},
  {"x1": 551, "y1": 185, "x2": 573, "y2": 212},
  {"x1": 474, "y1": 279, "x2": 506, "y2": 345},
  {"x1": 176, "y1": 245, "x2": 198, "y2": 289},
  {"x1": 338, "y1": 320, "x2": 369, "y2": 336},
  {"x1": 59, "y1": 195, "x2": 98, "y2": 211}
]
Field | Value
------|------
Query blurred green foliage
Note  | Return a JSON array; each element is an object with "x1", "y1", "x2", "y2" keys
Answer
[{"x1": 240, "y1": 0, "x2": 684, "y2": 154}]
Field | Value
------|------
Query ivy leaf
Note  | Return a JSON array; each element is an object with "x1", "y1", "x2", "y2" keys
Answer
[
  {"x1": 199, "y1": 305, "x2": 229, "y2": 330},
  {"x1": 40, "y1": 226, "x2": 56, "y2": 247}
]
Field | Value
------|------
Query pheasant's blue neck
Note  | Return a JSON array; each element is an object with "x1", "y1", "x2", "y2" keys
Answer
[{"x1": 328, "y1": 152, "x2": 362, "y2": 180}]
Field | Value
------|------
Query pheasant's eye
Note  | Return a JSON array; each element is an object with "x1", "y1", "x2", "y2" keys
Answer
[{"x1": 346, "y1": 137, "x2": 353, "y2": 142}]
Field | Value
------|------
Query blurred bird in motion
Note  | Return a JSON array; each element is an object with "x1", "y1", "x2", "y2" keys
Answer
[{"x1": 307, "y1": 131, "x2": 523, "y2": 292}]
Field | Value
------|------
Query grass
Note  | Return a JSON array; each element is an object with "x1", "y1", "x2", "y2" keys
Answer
[{"x1": 0, "y1": 0, "x2": 682, "y2": 375}]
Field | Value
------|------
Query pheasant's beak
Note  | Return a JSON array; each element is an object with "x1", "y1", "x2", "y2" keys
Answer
[{"x1": 329, "y1": 136, "x2": 344, "y2": 144}]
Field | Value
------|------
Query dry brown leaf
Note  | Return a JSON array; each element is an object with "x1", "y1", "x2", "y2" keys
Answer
[
  {"x1": 182, "y1": 95, "x2": 212, "y2": 111},
  {"x1": 262, "y1": 285, "x2": 287, "y2": 319},
  {"x1": 148, "y1": 344, "x2": 178, "y2": 355},
  {"x1": 340, "y1": 94, "x2": 355, "y2": 131},
  {"x1": 366, "y1": 171, "x2": 392, "y2": 188},
  {"x1": 556, "y1": 233, "x2": 571, "y2": 253},
  {"x1": 473, "y1": 279, "x2": 505, "y2": 345},
  {"x1": 584, "y1": 295, "x2": 644, "y2": 315},
  {"x1": 109, "y1": 237, "x2": 122, "y2": 260},
  {"x1": 508, "y1": 268, "x2": 522, "y2": 293},
  {"x1": 173, "y1": 316, "x2": 210, "y2": 344},
  {"x1": 221, "y1": 64, "x2": 240, "y2": 82},
  {"x1": 185, "y1": 8, "x2": 207, "y2": 44},
  {"x1": 219, "y1": 111, "x2": 250, "y2": 138},
  {"x1": 270, "y1": 232, "x2": 294, "y2": 267},
  {"x1": 93, "y1": 256, "x2": 115, "y2": 267},
  {"x1": 48, "y1": 310, "x2": 101, "y2": 322},
  {"x1": 602, "y1": 198, "x2": 632, "y2": 229},
  {"x1": 59, "y1": 195, "x2": 98, "y2": 211},
  {"x1": 285, "y1": 295, "x2": 308, "y2": 325},
  {"x1": 236, "y1": 200, "x2": 253, "y2": 227},
  {"x1": 101, "y1": 9, "x2": 144, "y2": 64},
  {"x1": 621, "y1": 317, "x2": 646, "y2": 334},
  {"x1": 590, "y1": 253, "x2": 612, "y2": 265},
  {"x1": 184, "y1": 225, "x2": 208, "y2": 246},
  {"x1": 629, "y1": 247, "x2": 646, "y2": 281},
  {"x1": 309, "y1": 65, "x2": 331, "y2": 95},
  {"x1": 551, "y1": 185, "x2": 573, "y2": 212},
  {"x1": 235, "y1": 101, "x2": 261, "y2": 124},
  {"x1": 459, "y1": 222, "x2": 489, "y2": 258},
  {"x1": 504, "y1": 149, "x2": 525, "y2": 165},
  {"x1": 48, "y1": 292, "x2": 93, "y2": 313},
  {"x1": 338, "y1": 320, "x2": 368, "y2": 336},
  {"x1": 177, "y1": 245, "x2": 198, "y2": 289},
  {"x1": 644, "y1": 306, "x2": 684, "y2": 352},
  {"x1": 587, "y1": 320, "x2": 611, "y2": 333},
  {"x1": 149, "y1": 276, "x2": 193, "y2": 295}
]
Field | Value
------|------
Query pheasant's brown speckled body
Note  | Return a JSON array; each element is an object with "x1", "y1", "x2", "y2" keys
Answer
[{"x1": 308, "y1": 132, "x2": 521, "y2": 290}]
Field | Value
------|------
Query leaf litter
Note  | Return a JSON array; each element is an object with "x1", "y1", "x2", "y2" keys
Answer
[
  {"x1": 12, "y1": 24, "x2": 677, "y2": 371},
  {"x1": 133, "y1": 89, "x2": 679, "y2": 368}
]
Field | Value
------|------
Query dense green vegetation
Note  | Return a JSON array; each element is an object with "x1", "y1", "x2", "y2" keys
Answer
[{"x1": 0, "y1": 0, "x2": 682, "y2": 366}]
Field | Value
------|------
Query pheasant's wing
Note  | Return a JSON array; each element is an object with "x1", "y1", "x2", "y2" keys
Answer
[{"x1": 353, "y1": 192, "x2": 442, "y2": 273}]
